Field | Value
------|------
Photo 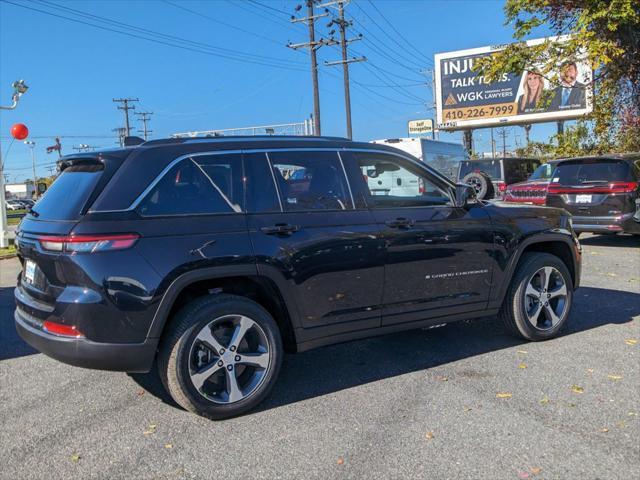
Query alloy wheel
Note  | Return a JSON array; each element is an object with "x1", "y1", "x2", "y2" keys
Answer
[
  {"x1": 188, "y1": 314, "x2": 270, "y2": 404},
  {"x1": 523, "y1": 266, "x2": 569, "y2": 330}
]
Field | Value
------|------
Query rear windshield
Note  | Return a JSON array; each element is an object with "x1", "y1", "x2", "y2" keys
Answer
[
  {"x1": 553, "y1": 159, "x2": 632, "y2": 185},
  {"x1": 459, "y1": 160, "x2": 502, "y2": 180},
  {"x1": 30, "y1": 164, "x2": 103, "y2": 221}
]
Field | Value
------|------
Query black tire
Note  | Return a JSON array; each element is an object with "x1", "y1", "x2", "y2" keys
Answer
[
  {"x1": 462, "y1": 171, "x2": 495, "y2": 200},
  {"x1": 499, "y1": 252, "x2": 573, "y2": 341},
  {"x1": 158, "y1": 294, "x2": 283, "y2": 420}
]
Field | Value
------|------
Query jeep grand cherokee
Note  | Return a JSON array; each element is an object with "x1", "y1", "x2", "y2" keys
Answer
[{"x1": 14, "y1": 136, "x2": 581, "y2": 419}]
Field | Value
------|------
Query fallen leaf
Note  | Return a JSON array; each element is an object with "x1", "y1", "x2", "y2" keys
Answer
[
  {"x1": 617, "y1": 421, "x2": 626, "y2": 428},
  {"x1": 530, "y1": 467, "x2": 542, "y2": 475},
  {"x1": 607, "y1": 374, "x2": 623, "y2": 381},
  {"x1": 540, "y1": 396, "x2": 550, "y2": 405},
  {"x1": 496, "y1": 392, "x2": 512, "y2": 399},
  {"x1": 586, "y1": 369, "x2": 594, "y2": 374},
  {"x1": 567, "y1": 403, "x2": 577, "y2": 408},
  {"x1": 518, "y1": 363, "x2": 527, "y2": 369},
  {"x1": 435, "y1": 375, "x2": 448, "y2": 382},
  {"x1": 628, "y1": 411, "x2": 638, "y2": 417},
  {"x1": 516, "y1": 350, "x2": 528, "y2": 354},
  {"x1": 143, "y1": 424, "x2": 157, "y2": 436},
  {"x1": 624, "y1": 339, "x2": 638, "y2": 346},
  {"x1": 337, "y1": 457, "x2": 344, "y2": 465},
  {"x1": 600, "y1": 427, "x2": 609, "y2": 433},
  {"x1": 606, "y1": 272, "x2": 617, "y2": 277},
  {"x1": 425, "y1": 431, "x2": 434, "y2": 440},
  {"x1": 70, "y1": 454, "x2": 80, "y2": 463},
  {"x1": 165, "y1": 444, "x2": 173, "y2": 449},
  {"x1": 464, "y1": 406, "x2": 472, "y2": 412},
  {"x1": 137, "y1": 389, "x2": 145, "y2": 396},
  {"x1": 570, "y1": 385, "x2": 584, "y2": 394}
]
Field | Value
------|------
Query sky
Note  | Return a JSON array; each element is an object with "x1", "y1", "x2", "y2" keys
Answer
[{"x1": 0, "y1": 0, "x2": 560, "y2": 182}]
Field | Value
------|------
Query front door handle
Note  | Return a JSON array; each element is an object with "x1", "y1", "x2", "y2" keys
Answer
[
  {"x1": 385, "y1": 218, "x2": 414, "y2": 229},
  {"x1": 260, "y1": 223, "x2": 300, "y2": 235}
]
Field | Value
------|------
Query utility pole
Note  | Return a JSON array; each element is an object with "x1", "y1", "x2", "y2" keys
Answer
[
  {"x1": 0, "y1": 79, "x2": 29, "y2": 248},
  {"x1": 47, "y1": 165, "x2": 56, "y2": 176},
  {"x1": 136, "y1": 111, "x2": 153, "y2": 140},
  {"x1": 322, "y1": 0, "x2": 365, "y2": 139},
  {"x1": 490, "y1": 128, "x2": 496, "y2": 157},
  {"x1": 289, "y1": 1, "x2": 332, "y2": 136},
  {"x1": 24, "y1": 141, "x2": 38, "y2": 199},
  {"x1": 112, "y1": 127, "x2": 127, "y2": 147},
  {"x1": 497, "y1": 127, "x2": 510, "y2": 157},
  {"x1": 112, "y1": 98, "x2": 139, "y2": 137}
]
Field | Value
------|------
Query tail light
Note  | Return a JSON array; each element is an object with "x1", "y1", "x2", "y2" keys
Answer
[
  {"x1": 548, "y1": 182, "x2": 638, "y2": 194},
  {"x1": 39, "y1": 233, "x2": 140, "y2": 253},
  {"x1": 43, "y1": 320, "x2": 84, "y2": 338}
]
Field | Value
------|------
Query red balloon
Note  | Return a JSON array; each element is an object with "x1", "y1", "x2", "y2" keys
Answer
[{"x1": 10, "y1": 123, "x2": 29, "y2": 140}]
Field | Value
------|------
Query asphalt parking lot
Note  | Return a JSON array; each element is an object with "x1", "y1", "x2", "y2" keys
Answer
[{"x1": 0, "y1": 233, "x2": 638, "y2": 480}]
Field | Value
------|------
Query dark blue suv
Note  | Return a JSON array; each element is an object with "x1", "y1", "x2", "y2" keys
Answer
[{"x1": 14, "y1": 136, "x2": 581, "y2": 419}]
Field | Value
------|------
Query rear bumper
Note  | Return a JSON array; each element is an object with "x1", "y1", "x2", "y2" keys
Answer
[
  {"x1": 15, "y1": 308, "x2": 158, "y2": 373},
  {"x1": 572, "y1": 212, "x2": 639, "y2": 234}
]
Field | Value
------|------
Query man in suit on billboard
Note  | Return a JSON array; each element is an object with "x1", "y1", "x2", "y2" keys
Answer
[{"x1": 549, "y1": 61, "x2": 586, "y2": 111}]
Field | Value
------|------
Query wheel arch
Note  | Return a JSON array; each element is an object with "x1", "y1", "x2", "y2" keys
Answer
[
  {"x1": 148, "y1": 265, "x2": 300, "y2": 353},
  {"x1": 495, "y1": 233, "x2": 580, "y2": 307}
]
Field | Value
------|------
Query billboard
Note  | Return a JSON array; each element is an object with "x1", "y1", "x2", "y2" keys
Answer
[{"x1": 434, "y1": 36, "x2": 593, "y2": 130}]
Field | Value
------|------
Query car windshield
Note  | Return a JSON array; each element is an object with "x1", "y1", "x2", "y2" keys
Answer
[
  {"x1": 459, "y1": 160, "x2": 502, "y2": 180},
  {"x1": 553, "y1": 159, "x2": 632, "y2": 185},
  {"x1": 529, "y1": 163, "x2": 554, "y2": 180}
]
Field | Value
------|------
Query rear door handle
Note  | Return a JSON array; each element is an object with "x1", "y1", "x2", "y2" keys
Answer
[
  {"x1": 385, "y1": 218, "x2": 414, "y2": 229},
  {"x1": 260, "y1": 223, "x2": 300, "y2": 235}
]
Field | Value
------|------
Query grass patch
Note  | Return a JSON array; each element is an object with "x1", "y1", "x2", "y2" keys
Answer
[
  {"x1": 8, "y1": 209, "x2": 27, "y2": 215},
  {"x1": 8, "y1": 217, "x2": 21, "y2": 225},
  {"x1": 0, "y1": 244, "x2": 16, "y2": 257}
]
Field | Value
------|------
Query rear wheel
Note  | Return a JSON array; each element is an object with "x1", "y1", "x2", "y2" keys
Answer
[
  {"x1": 158, "y1": 294, "x2": 283, "y2": 419},
  {"x1": 499, "y1": 253, "x2": 573, "y2": 341}
]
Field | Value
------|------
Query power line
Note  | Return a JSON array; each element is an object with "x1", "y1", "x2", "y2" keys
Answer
[
  {"x1": 32, "y1": 0, "x2": 305, "y2": 67},
  {"x1": 5, "y1": 0, "x2": 307, "y2": 71},
  {"x1": 365, "y1": 0, "x2": 433, "y2": 65}
]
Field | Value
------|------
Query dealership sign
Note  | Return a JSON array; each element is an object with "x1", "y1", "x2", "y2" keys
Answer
[
  {"x1": 434, "y1": 36, "x2": 593, "y2": 130},
  {"x1": 408, "y1": 118, "x2": 434, "y2": 136}
]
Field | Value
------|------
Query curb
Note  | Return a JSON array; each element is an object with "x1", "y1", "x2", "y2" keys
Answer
[{"x1": 0, "y1": 254, "x2": 17, "y2": 261}]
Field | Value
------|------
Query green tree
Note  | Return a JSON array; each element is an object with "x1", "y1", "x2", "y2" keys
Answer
[{"x1": 476, "y1": 0, "x2": 640, "y2": 155}]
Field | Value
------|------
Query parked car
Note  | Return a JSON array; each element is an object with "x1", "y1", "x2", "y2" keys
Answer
[
  {"x1": 504, "y1": 160, "x2": 560, "y2": 205},
  {"x1": 546, "y1": 154, "x2": 640, "y2": 235},
  {"x1": 6, "y1": 200, "x2": 24, "y2": 211},
  {"x1": 14, "y1": 136, "x2": 581, "y2": 419},
  {"x1": 458, "y1": 157, "x2": 541, "y2": 200}
]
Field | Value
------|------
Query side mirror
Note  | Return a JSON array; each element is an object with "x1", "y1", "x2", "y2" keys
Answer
[{"x1": 454, "y1": 183, "x2": 477, "y2": 208}]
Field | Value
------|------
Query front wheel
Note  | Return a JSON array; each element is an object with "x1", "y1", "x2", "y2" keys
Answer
[
  {"x1": 499, "y1": 253, "x2": 573, "y2": 341},
  {"x1": 158, "y1": 294, "x2": 283, "y2": 419}
]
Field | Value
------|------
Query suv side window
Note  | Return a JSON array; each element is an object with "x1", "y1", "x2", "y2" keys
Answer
[
  {"x1": 352, "y1": 153, "x2": 452, "y2": 208},
  {"x1": 244, "y1": 152, "x2": 281, "y2": 213},
  {"x1": 268, "y1": 151, "x2": 353, "y2": 211},
  {"x1": 138, "y1": 154, "x2": 243, "y2": 216}
]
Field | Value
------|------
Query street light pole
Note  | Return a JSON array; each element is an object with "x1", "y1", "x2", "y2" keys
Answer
[
  {"x1": 0, "y1": 80, "x2": 29, "y2": 248},
  {"x1": 25, "y1": 140, "x2": 37, "y2": 199}
]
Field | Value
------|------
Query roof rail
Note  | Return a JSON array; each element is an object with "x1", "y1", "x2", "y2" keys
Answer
[{"x1": 139, "y1": 135, "x2": 351, "y2": 147}]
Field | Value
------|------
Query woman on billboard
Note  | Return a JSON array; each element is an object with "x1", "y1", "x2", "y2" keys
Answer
[{"x1": 517, "y1": 71, "x2": 545, "y2": 114}]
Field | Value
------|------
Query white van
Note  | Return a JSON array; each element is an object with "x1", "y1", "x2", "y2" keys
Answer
[{"x1": 367, "y1": 137, "x2": 469, "y2": 196}]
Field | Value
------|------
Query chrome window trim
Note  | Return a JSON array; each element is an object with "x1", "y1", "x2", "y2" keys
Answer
[
  {"x1": 89, "y1": 147, "x2": 454, "y2": 213},
  {"x1": 337, "y1": 151, "x2": 355, "y2": 209},
  {"x1": 264, "y1": 152, "x2": 284, "y2": 212}
]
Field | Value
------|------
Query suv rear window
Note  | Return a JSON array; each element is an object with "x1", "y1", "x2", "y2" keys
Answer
[
  {"x1": 459, "y1": 160, "x2": 502, "y2": 180},
  {"x1": 553, "y1": 159, "x2": 632, "y2": 185},
  {"x1": 30, "y1": 164, "x2": 103, "y2": 221}
]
